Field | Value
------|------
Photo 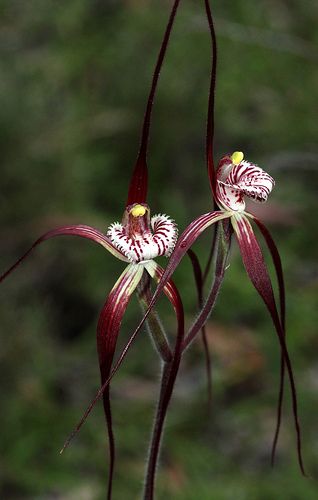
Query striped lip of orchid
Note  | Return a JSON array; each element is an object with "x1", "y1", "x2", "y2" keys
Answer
[
  {"x1": 107, "y1": 204, "x2": 178, "y2": 264},
  {"x1": 216, "y1": 151, "x2": 275, "y2": 211}
]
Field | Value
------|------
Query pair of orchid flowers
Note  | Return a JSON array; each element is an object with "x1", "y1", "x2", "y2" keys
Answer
[{"x1": 1, "y1": 0, "x2": 305, "y2": 498}]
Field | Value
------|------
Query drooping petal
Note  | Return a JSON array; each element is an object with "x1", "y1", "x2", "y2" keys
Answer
[
  {"x1": 0, "y1": 225, "x2": 128, "y2": 283},
  {"x1": 247, "y1": 214, "x2": 285, "y2": 330},
  {"x1": 248, "y1": 213, "x2": 286, "y2": 465},
  {"x1": 126, "y1": 0, "x2": 181, "y2": 205},
  {"x1": 60, "y1": 259, "x2": 184, "y2": 451},
  {"x1": 231, "y1": 213, "x2": 305, "y2": 475},
  {"x1": 96, "y1": 263, "x2": 144, "y2": 500},
  {"x1": 60, "y1": 264, "x2": 143, "y2": 494}
]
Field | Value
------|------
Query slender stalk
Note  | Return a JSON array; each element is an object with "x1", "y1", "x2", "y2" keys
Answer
[
  {"x1": 137, "y1": 274, "x2": 172, "y2": 363},
  {"x1": 202, "y1": 223, "x2": 219, "y2": 283},
  {"x1": 143, "y1": 228, "x2": 230, "y2": 498},
  {"x1": 143, "y1": 355, "x2": 181, "y2": 500},
  {"x1": 187, "y1": 249, "x2": 212, "y2": 411},
  {"x1": 143, "y1": 285, "x2": 184, "y2": 499}
]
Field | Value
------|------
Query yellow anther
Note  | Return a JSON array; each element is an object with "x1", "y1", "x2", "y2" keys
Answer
[
  {"x1": 231, "y1": 151, "x2": 244, "y2": 165},
  {"x1": 130, "y1": 204, "x2": 147, "y2": 217}
]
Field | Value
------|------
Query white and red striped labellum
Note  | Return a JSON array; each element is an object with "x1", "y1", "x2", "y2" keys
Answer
[
  {"x1": 107, "y1": 203, "x2": 178, "y2": 264},
  {"x1": 216, "y1": 151, "x2": 275, "y2": 211}
]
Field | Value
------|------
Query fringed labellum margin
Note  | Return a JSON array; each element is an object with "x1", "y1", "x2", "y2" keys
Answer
[{"x1": 107, "y1": 204, "x2": 177, "y2": 263}]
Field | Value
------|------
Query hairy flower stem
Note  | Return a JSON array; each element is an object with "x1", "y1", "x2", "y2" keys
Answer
[
  {"x1": 143, "y1": 356, "x2": 181, "y2": 500},
  {"x1": 143, "y1": 294, "x2": 184, "y2": 498},
  {"x1": 143, "y1": 226, "x2": 231, "y2": 499}
]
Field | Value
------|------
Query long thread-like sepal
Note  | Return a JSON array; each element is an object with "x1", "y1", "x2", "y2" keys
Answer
[
  {"x1": 127, "y1": 0, "x2": 181, "y2": 205},
  {"x1": 60, "y1": 262, "x2": 184, "y2": 453},
  {"x1": 0, "y1": 224, "x2": 128, "y2": 285},
  {"x1": 97, "y1": 263, "x2": 143, "y2": 500},
  {"x1": 232, "y1": 214, "x2": 305, "y2": 475},
  {"x1": 248, "y1": 214, "x2": 286, "y2": 466}
]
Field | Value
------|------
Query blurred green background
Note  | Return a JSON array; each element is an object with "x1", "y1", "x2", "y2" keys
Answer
[{"x1": 1, "y1": 0, "x2": 317, "y2": 498}]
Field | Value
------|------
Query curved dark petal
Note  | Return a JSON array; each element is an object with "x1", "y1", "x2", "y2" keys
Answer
[
  {"x1": 61, "y1": 264, "x2": 143, "y2": 499},
  {"x1": 0, "y1": 225, "x2": 128, "y2": 284},
  {"x1": 232, "y1": 214, "x2": 306, "y2": 475},
  {"x1": 96, "y1": 263, "x2": 143, "y2": 499},
  {"x1": 127, "y1": 0, "x2": 181, "y2": 205},
  {"x1": 248, "y1": 213, "x2": 286, "y2": 466}
]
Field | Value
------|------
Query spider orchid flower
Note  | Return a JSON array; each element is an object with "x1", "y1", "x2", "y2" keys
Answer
[
  {"x1": 0, "y1": 206, "x2": 181, "y2": 498},
  {"x1": 0, "y1": 1, "x2": 185, "y2": 498}
]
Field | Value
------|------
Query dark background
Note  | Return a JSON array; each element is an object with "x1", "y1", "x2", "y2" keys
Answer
[{"x1": 0, "y1": 1, "x2": 317, "y2": 498}]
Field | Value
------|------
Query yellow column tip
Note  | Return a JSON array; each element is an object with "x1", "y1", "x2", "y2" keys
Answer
[
  {"x1": 231, "y1": 151, "x2": 244, "y2": 165},
  {"x1": 130, "y1": 205, "x2": 147, "y2": 217}
]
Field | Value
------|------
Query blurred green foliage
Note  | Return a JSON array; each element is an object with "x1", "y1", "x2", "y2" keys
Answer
[{"x1": 0, "y1": 0, "x2": 317, "y2": 498}]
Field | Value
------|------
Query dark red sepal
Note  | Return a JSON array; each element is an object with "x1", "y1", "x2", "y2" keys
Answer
[
  {"x1": 126, "y1": 0, "x2": 181, "y2": 205},
  {"x1": 249, "y1": 214, "x2": 286, "y2": 466},
  {"x1": 232, "y1": 214, "x2": 306, "y2": 475},
  {"x1": 97, "y1": 264, "x2": 143, "y2": 499},
  {"x1": 59, "y1": 263, "x2": 183, "y2": 454}
]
